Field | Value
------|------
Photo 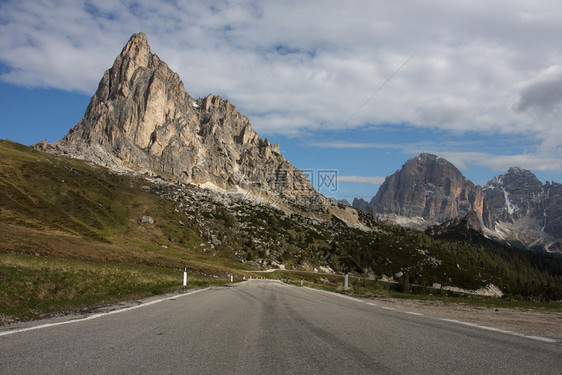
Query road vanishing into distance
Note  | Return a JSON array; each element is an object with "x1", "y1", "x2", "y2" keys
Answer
[{"x1": 1, "y1": 280, "x2": 560, "y2": 374}]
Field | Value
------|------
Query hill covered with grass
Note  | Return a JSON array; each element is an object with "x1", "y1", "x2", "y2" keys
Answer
[{"x1": 1, "y1": 140, "x2": 561, "y2": 322}]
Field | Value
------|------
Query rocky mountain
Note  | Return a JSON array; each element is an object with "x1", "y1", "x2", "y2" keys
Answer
[
  {"x1": 357, "y1": 154, "x2": 562, "y2": 253},
  {"x1": 484, "y1": 167, "x2": 544, "y2": 223},
  {"x1": 483, "y1": 167, "x2": 562, "y2": 252},
  {"x1": 4, "y1": 139, "x2": 562, "y2": 322},
  {"x1": 6, "y1": 34, "x2": 562, "y2": 310},
  {"x1": 352, "y1": 198, "x2": 376, "y2": 217},
  {"x1": 428, "y1": 210, "x2": 486, "y2": 236},
  {"x1": 41, "y1": 33, "x2": 336, "y2": 214},
  {"x1": 369, "y1": 153, "x2": 487, "y2": 225},
  {"x1": 337, "y1": 199, "x2": 351, "y2": 206}
]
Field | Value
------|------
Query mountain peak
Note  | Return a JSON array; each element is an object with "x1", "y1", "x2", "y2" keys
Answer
[
  {"x1": 371, "y1": 153, "x2": 484, "y2": 223},
  {"x1": 507, "y1": 166, "x2": 525, "y2": 174},
  {"x1": 47, "y1": 32, "x2": 330, "y2": 212},
  {"x1": 123, "y1": 32, "x2": 150, "y2": 54},
  {"x1": 129, "y1": 32, "x2": 148, "y2": 43},
  {"x1": 485, "y1": 167, "x2": 542, "y2": 193},
  {"x1": 417, "y1": 152, "x2": 439, "y2": 160},
  {"x1": 406, "y1": 153, "x2": 455, "y2": 170},
  {"x1": 110, "y1": 32, "x2": 159, "y2": 87},
  {"x1": 506, "y1": 166, "x2": 537, "y2": 179}
]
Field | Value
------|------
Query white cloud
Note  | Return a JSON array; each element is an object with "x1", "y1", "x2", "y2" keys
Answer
[
  {"x1": 338, "y1": 176, "x2": 386, "y2": 185},
  {"x1": 515, "y1": 64, "x2": 562, "y2": 116},
  {"x1": 309, "y1": 138, "x2": 562, "y2": 173},
  {"x1": 1, "y1": 0, "x2": 562, "y2": 170},
  {"x1": 438, "y1": 151, "x2": 562, "y2": 172},
  {"x1": 307, "y1": 141, "x2": 392, "y2": 149}
]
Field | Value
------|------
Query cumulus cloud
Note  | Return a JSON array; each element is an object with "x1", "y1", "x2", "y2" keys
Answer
[
  {"x1": 310, "y1": 138, "x2": 562, "y2": 173},
  {"x1": 338, "y1": 176, "x2": 386, "y2": 185},
  {"x1": 1, "y1": 0, "x2": 562, "y2": 171},
  {"x1": 307, "y1": 141, "x2": 394, "y2": 149},
  {"x1": 438, "y1": 151, "x2": 562, "y2": 173},
  {"x1": 516, "y1": 65, "x2": 562, "y2": 115}
]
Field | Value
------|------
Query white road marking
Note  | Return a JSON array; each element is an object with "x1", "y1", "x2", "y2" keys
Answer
[
  {"x1": 439, "y1": 318, "x2": 558, "y2": 343},
  {"x1": 294, "y1": 285, "x2": 558, "y2": 344},
  {"x1": 339, "y1": 295, "x2": 361, "y2": 302},
  {"x1": 0, "y1": 288, "x2": 209, "y2": 337},
  {"x1": 404, "y1": 311, "x2": 423, "y2": 316}
]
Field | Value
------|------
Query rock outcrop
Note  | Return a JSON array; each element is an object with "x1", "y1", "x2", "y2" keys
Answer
[
  {"x1": 352, "y1": 198, "x2": 376, "y2": 217},
  {"x1": 47, "y1": 33, "x2": 319, "y2": 206},
  {"x1": 434, "y1": 210, "x2": 486, "y2": 234},
  {"x1": 370, "y1": 153, "x2": 487, "y2": 224},
  {"x1": 357, "y1": 155, "x2": 562, "y2": 253},
  {"x1": 483, "y1": 167, "x2": 562, "y2": 252},
  {"x1": 484, "y1": 167, "x2": 544, "y2": 224}
]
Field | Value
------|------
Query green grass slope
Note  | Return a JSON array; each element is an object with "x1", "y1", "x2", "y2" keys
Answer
[{"x1": 1, "y1": 140, "x2": 561, "y2": 323}]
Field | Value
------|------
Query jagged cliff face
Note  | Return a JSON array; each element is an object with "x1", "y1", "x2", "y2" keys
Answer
[
  {"x1": 51, "y1": 33, "x2": 316, "y2": 203},
  {"x1": 359, "y1": 156, "x2": 561, "y2": 253},
  {"x1": 370, "y1": 153, "x2": 486, "y2": 224},
  {"x1": 352, "y1": 198, "x2": 376, "y2": 217},
  {"x1": 483, "y1": 168, "x2": 562, "y2": 252},
  {"x1": 484, "y1": 167, "x2": 544, "y2": 223}
]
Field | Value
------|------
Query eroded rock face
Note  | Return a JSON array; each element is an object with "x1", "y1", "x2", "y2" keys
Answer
[
  {"x1": 483, "y1": 168, "x2": 562, "y2": 251},
  {"x1": 484, "y1": 167, "x2": 544, "y2": 222},
  {"x1": 50, "y1": 33, "x2": 317, "y2": 203},
  {"x1": 352, "y1": 198, "x2": 376, "y2": 217},
  {"x1": 360, "y1": 157, "x2": 562, "y2": 252},
  {"x1": 370, "y1": 153, "x2": 486, "y2": 223}
]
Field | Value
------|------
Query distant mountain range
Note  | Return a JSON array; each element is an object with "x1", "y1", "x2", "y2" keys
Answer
[
  {"x1": 11, "y1": 32, "x2": 560, "y2": 300},
  {"x1": 353, "y1": 153, "x2": 562, "y2": 253},
  {"x1": 34, "y1": 33, "x2": 561, "y2": 254}
]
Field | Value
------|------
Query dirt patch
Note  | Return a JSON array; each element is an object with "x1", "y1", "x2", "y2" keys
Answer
[{"x1": 373, "y1": 297, "x2": 562, "y2": 339}]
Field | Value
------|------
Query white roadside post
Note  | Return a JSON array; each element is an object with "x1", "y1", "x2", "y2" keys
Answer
[
  {"x1": 344, "y1": 269, "x2": 349, "y2": 291},
  {"x1": 183, "y1": 266, "x2": 187, "y2": 286},
  {"x1": 231, "y1": 274, "x2": 233, "y2": 283},
  {"x1": 301, "y1": 278, "x2": 303, "y2": 286}
]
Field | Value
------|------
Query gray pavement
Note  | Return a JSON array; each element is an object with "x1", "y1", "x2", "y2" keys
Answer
[{"x1": 0, "y1": 280, "x2": 560, "y2": 374}]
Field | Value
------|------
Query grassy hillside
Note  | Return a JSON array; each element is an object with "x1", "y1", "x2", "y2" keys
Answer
[
  {"x1": 0, "y1": 140, "x2": 251, "y2": 323},
  {"x1": 1, "y1": 140, "x2": 561, "y2": 323}
]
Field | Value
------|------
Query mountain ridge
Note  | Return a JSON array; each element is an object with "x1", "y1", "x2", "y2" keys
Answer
[
  {"x1": 369, "y1": 153, "x2": 488, "y2": 223},
  {"x1": 3, "y1": 33, "x2": 562, "y2": 321},
  {"x1": 5, "y1": 138, "x2": 562, "y2": 304},
  {"x1": 40, "y1": 33, "x2": 334, "y2": 216},
  {"x1": 354, "y1": 153, "x2": 562, "y2": 253}
]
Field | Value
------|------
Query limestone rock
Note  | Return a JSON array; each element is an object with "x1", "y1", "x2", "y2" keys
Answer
[
  {"x1": 436, "y1": 210, "x2": 486, "y2": 233},
  {"x1": 370, "y1": 153, "x2": 486, "y2": 224},
  {"x1": 47, "y1": 33, "x2": 321, "y2": 207},
  {"x1": 337, "y1": 199, "x2": 351, "y2": 206},
  {"x1": 483, "y1": 168, "x2": 562, "y2": 252},
  {"x1": 360, "y1": 156, "x2": 562, "y2": 252},
  {"x1": 352, "y1": 198, "x2": 376, "y2": 217},
  {"x1": 141, "y1": 215, "x2": 154, "y2": 224}
]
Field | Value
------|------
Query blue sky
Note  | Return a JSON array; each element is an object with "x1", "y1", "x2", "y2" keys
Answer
[{"x1": 2, "y1": 1, "x2": 562, "y2": 202}]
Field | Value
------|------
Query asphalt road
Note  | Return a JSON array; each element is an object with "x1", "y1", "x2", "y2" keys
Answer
[{"x1": 1, "y1": 280, "x2": 560, "y2": 374}]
